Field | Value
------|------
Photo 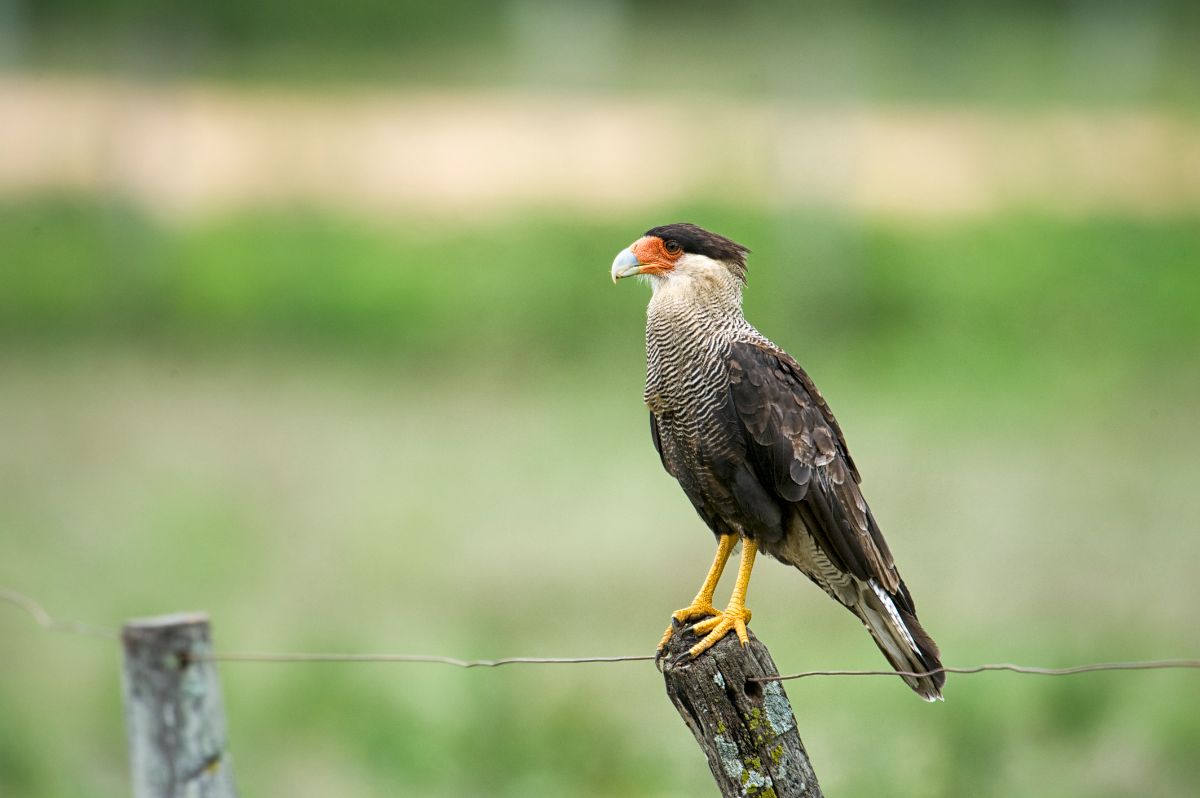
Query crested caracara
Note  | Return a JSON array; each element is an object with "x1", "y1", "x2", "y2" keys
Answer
[{"x1": 612, "y1": 223, "x2": 944, "y2": 700}]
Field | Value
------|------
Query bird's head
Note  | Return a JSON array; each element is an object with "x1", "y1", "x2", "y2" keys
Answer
[{"x1": 611, "y1": 223, "x2": 749, "y2": 289}]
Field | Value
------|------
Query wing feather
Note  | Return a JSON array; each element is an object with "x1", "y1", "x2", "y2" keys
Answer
[{"x1": 727, "y1": 340, "x2": 901, "y2": 594}]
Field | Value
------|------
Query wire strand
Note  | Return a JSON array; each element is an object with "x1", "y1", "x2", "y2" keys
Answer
[
  {"x1": 755, "y1": 659, "x2": 1200, "y2": 683},
  {"x1": 0, "y1": 587, "x2": 119, "y2": 641},
  {"x1": 195, "y1": 652, "x2": 657, "y2": 666},
  {"x1": 4, "y1": 587, "x2": 1198, "y2": 683}
]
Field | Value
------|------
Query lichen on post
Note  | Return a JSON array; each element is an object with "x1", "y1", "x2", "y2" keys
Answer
[{"x1": 658, "y1": 622, "x2": 822, "y2": 798}]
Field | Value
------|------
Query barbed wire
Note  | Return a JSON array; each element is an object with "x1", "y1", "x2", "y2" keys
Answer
[
  {"x1": 196, "y1": 651, "x2": 657, "y2": 667},
  {"x1": 5, "y1": 587, "x2": 1199, "y2": 683},
  {"x1": 0, "y1": 588, "x2": 656, "y2": 667},
  {"x1": 0, "y1": 587, "x2": 119, "y2": 641},
  {"x1": 756, "y1": 660, "x2": 1200, "y2": 683}
]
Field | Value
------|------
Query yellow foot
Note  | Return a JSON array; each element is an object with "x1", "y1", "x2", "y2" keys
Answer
[
  {"x1": 657, "y1": 602, "x2": 721, "y2": 651},
  {"x1": 687, "y1": 606, "x2": 753, "y2": 658}
]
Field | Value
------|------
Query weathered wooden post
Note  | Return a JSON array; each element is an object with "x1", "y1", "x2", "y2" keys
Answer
[
  {"x1": 120, "y1": 613, "x2": 238, "y2": 798},
  {"x1": 659, "y1": 622, "x2": 823, "y2": 798}
]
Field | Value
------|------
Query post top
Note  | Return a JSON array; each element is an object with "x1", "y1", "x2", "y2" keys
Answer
[{"x1": 123, "y1": 611, "x2": 211, "y2": 630}]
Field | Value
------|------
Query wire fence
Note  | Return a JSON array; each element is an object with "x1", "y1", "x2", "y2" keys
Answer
[{"x1": 6, "y1": 586, "x2": 1199, "y2": 685}]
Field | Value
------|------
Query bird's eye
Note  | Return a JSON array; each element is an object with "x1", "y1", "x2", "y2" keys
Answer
[{"x1": 664, "y1": 240, "x2": 682, "y2": 255}]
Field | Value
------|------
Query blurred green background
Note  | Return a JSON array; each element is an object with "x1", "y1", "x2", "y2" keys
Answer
[{"x1": 2, "y1": 2, "x2": 1199, "y2": 797}]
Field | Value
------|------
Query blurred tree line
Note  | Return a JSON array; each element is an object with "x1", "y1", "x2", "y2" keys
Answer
[{"x1": 7, "y1": 0, "x2": 1198, "y2": 103}]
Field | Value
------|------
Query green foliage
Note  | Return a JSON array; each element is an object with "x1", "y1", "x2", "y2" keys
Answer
[{"x1": 2, "y1": 200, "x2": 1198, "y2": 400}]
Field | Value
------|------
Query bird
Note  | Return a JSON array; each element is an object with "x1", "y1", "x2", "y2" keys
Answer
[{"x1": 611, "y1": 222, "x2": 944, "y2": 700}]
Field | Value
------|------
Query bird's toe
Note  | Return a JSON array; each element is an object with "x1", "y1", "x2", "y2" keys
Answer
[
  {"x1": 658, "y1": 601, "x2": 722, "y2": 651},
  {"x1": 686, "y1": 606, "x2": 753, "y2": 657}
]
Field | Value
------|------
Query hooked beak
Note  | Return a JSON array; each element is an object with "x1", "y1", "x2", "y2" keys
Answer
[{"x1": 611, "y1": 247, "x2": 642, "y2": 283}]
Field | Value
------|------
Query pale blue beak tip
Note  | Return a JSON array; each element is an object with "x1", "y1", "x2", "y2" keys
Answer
[{"x1": 611, "y1": 247, "x2": 642, "y2": 282}]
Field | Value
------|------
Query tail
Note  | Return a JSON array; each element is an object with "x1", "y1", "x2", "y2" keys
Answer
[{"x1": 857, "y1": 579, "x2": 944, "y2": 701}]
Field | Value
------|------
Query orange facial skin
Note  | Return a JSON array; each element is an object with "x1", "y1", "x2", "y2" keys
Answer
[{"x1": 631, "y1": 236, "x2": 683, "y2": 275}]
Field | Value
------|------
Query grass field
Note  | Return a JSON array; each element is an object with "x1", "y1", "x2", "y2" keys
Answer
[{"x1": 2, "y1": 205, "x2": 1199, "y2": 796}]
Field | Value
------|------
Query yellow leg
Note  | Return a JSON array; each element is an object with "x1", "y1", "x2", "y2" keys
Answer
[
  {"x1": 657, "y1": 534, "x2": 737, "y2": 650},
  {"x1": 688, "y1": 537, "x2": 757, "y2": 657}
]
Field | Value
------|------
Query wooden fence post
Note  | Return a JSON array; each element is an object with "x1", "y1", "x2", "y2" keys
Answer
[
  {"x1": 120, "y1": 612, "x2": 238, "y2": 798},
  {"x1": 659, "y1": 622, "x2": 823, "y2": 798}
]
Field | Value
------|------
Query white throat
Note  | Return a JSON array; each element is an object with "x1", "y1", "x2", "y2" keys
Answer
[{"x1": 645, "y1": 253, "x2": 743, "y2": 308}]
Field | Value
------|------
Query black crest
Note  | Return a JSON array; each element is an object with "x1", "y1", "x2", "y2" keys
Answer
[{"x1": 644, "y1": 223, "x2": 750, "y2": 282}]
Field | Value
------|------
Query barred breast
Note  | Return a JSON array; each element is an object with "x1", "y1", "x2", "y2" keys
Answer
[{"x1": 643, "y1": 281, "x2": 768, "y2": 529}]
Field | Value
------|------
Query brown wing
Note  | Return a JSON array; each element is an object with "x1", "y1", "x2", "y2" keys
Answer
[{"x1": 727, "y1": 339, "x2": 901, "y2": 595}]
